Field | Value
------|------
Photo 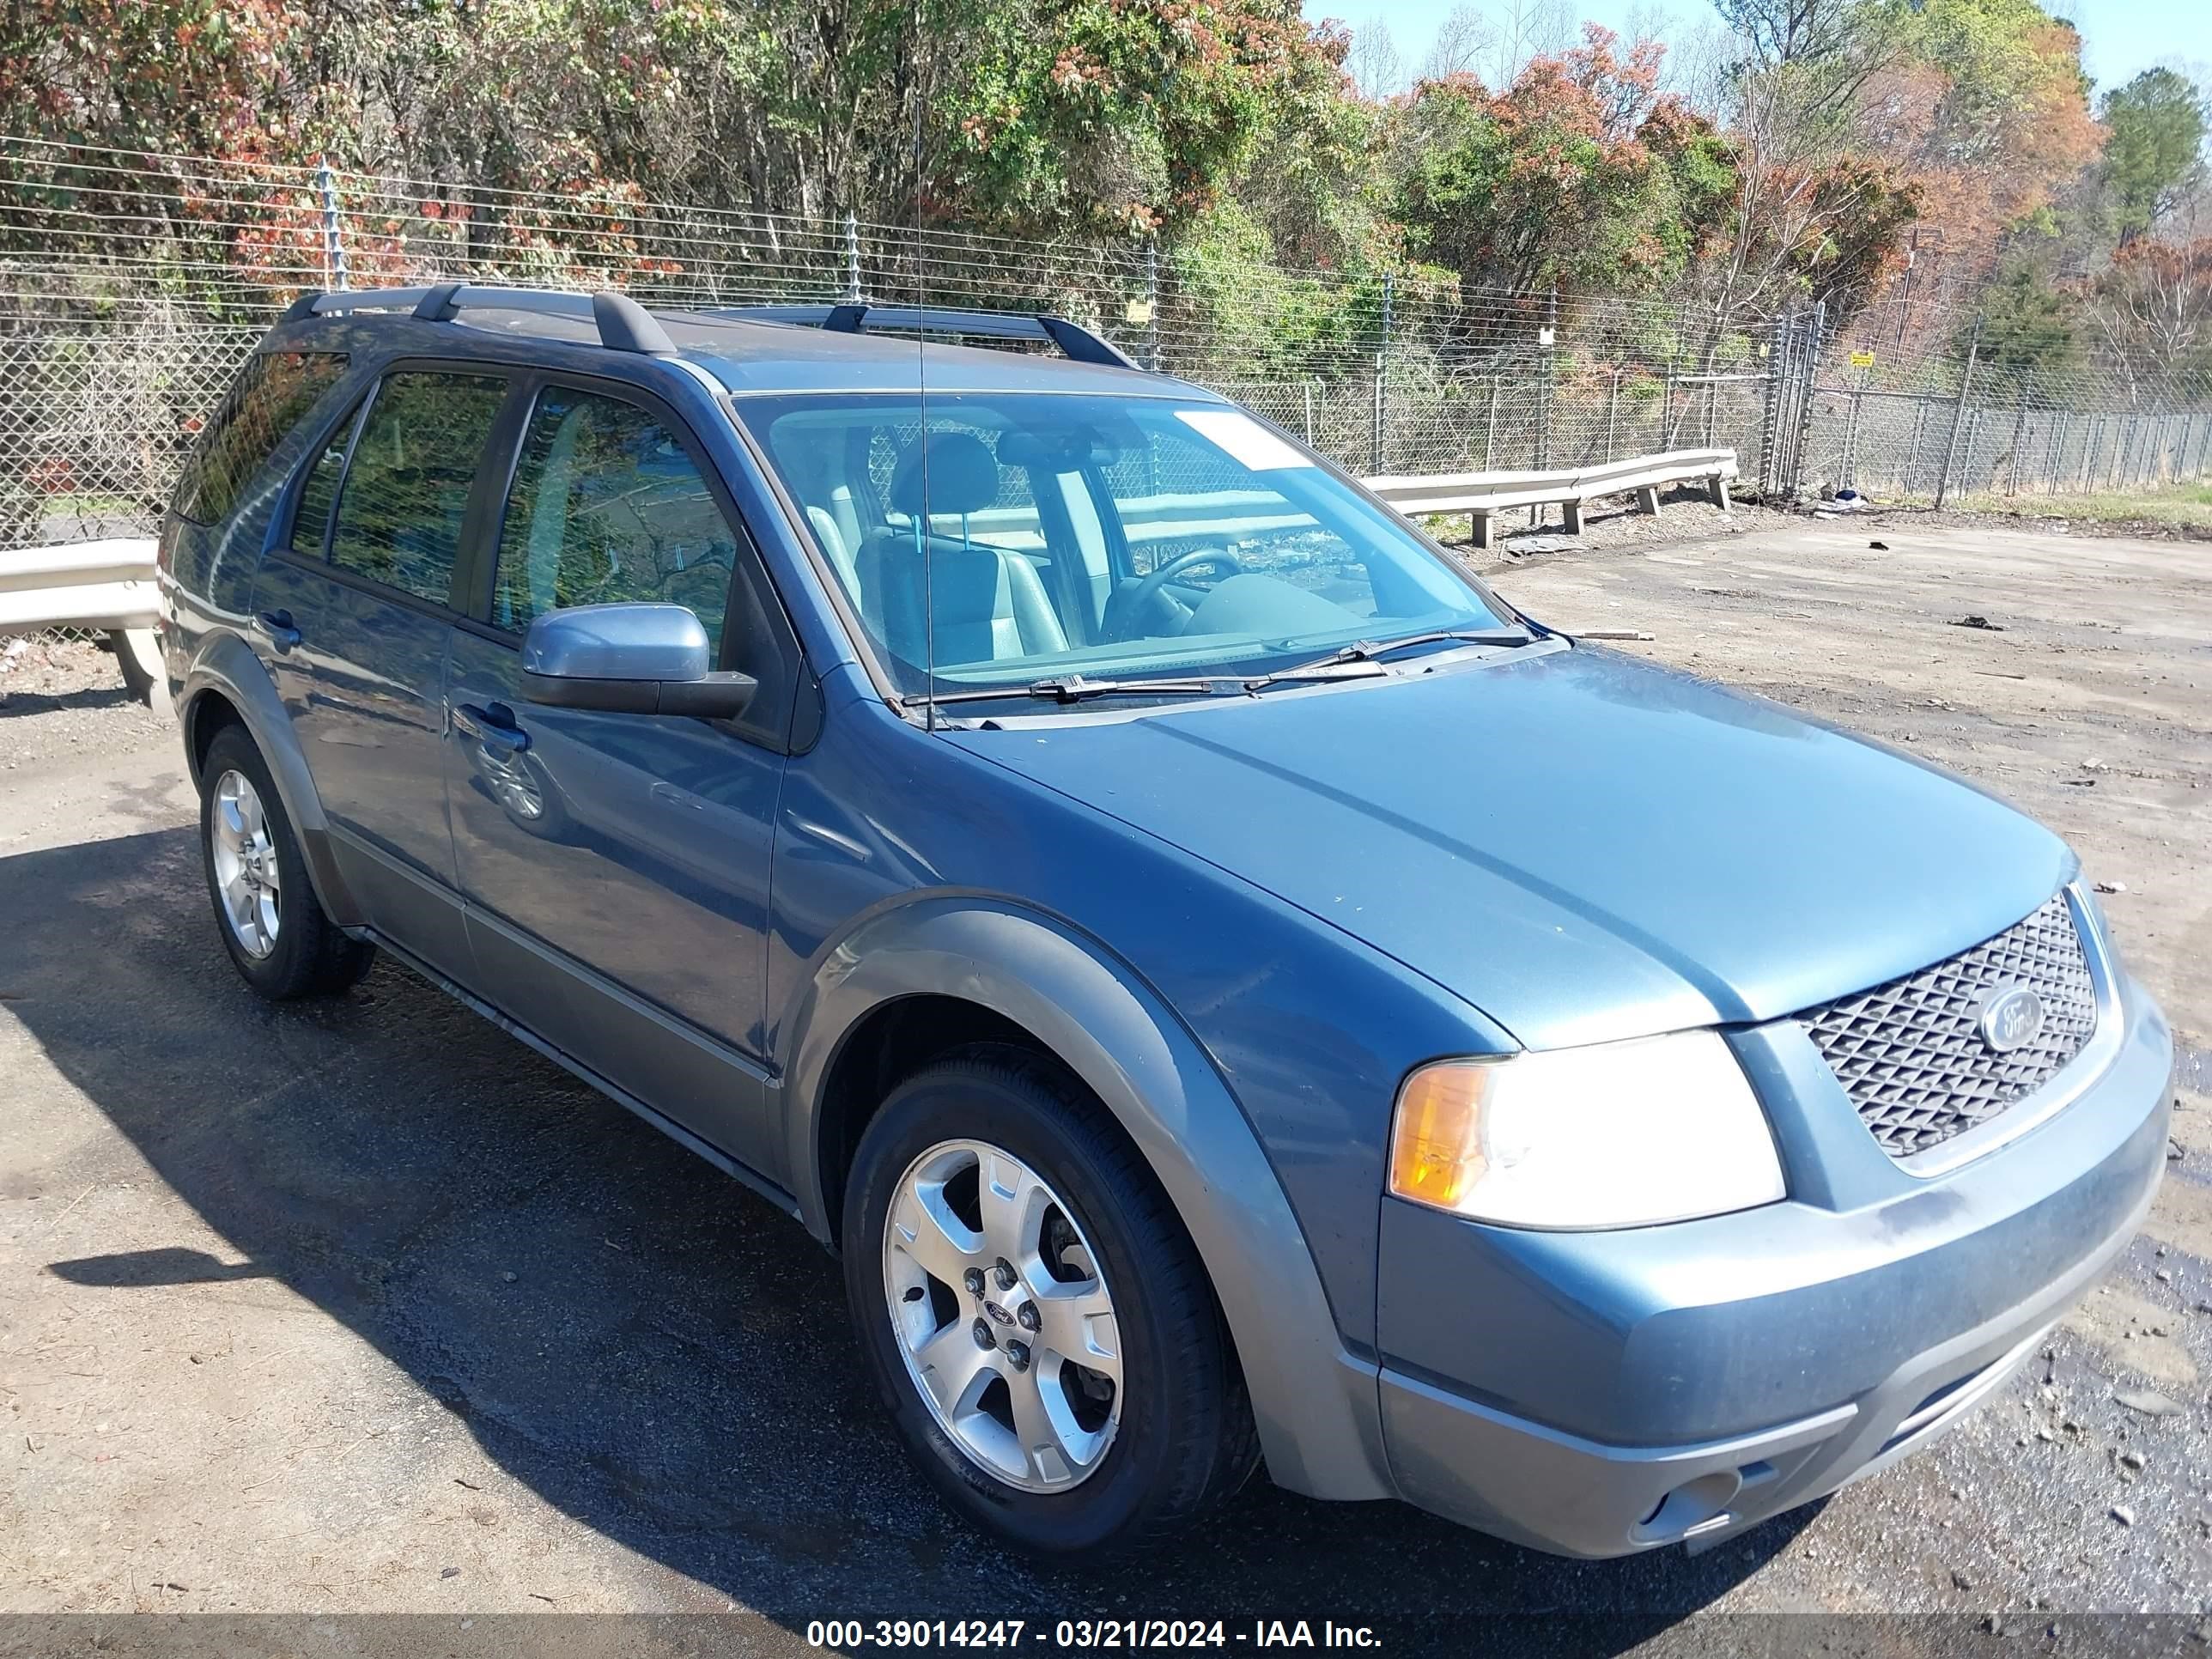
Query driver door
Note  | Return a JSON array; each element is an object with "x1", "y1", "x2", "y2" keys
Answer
[{"x1": 445, "y1": 375, "x2": 802, "y2": 1174}]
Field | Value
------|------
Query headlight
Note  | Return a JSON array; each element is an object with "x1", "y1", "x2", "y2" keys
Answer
[{"x1": 1387, "y1": 1030, "x2": 1784, "y2": 1229}]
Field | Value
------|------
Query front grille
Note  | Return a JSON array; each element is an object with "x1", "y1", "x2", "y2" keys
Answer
[{"x1": 1799, "y1": 895, "x2": 2099, "y2": 1160}]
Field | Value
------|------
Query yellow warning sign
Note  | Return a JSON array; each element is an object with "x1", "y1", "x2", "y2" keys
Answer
[{"x1": 1849, "y1": 349, "x2": 1876, "y2": 368}]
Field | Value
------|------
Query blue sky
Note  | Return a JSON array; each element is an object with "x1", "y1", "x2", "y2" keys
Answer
[{"x1": 1316, "y1": 1, "x2": 2212, "y2": 98}]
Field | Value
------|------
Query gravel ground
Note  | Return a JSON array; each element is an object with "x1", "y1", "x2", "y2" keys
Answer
[
  {"x1": 1928, "y1": 507, "x2": 2212, "y2": 545},
  {"x1": 0, "y1": 632, "x2": 169, "y2": 770},
  {"x1": 1, "y1": 521, "x2": 2208, "y2": 1656}
]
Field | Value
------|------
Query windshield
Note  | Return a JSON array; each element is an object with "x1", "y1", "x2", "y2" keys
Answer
[{"x1": 739, "y1": 389, "x2": 1513, "y2": 701}]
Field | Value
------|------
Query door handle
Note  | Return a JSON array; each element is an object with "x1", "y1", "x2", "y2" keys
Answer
[
  {"x1": 255, "y1": 609, "x2": 301, "y2": 652},
  {"x1": 454, "y1": 701, "x2": 531, "y2": 754}
]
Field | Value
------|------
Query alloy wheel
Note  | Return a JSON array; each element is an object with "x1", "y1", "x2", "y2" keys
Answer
[
  {"x1": 882, "y1": 1139, "x2": 1123, "y2": 1492},
  {"x1": 209, "y1": 769, "x2": 282, "y2": 959}
]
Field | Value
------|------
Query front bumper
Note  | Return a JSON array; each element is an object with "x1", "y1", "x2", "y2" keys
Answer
[{"x1": 1375, "y1": 970, "x2": 2173, "y2": 1559}]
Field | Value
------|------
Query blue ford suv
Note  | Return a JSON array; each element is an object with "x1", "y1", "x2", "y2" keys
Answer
[{"x1": 158, "y1": 285, "x2": 2173, "y2": 1558}]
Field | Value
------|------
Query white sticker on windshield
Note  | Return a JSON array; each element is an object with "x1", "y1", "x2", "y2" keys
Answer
[{"x1": 1173, "y1": 408, "x2": 1314, "y2": 472}]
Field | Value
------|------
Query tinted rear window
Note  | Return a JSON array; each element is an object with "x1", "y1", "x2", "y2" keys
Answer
[
  {"x1": 172, "y1": 352, "x2": 349, "y2": 526},
  {"x1": 326, "y1": 372, "x2": 507, "y2": 606}
]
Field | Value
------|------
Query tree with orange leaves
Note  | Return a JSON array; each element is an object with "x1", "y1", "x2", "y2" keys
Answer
[
  {"x1": 1850, "y1": 0, "x2": 2104, "y2": 291},
  {"x1": 1385, "y1": 26, "x2": 1740, "y2": 296}
]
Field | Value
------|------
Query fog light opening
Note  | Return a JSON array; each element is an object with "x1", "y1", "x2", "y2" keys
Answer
[{"x1": 1631, "y1": 1469, "x2": 1745, "y2": 1546}]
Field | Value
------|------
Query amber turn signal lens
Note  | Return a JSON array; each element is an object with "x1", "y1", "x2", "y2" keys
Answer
[
  {"x1": 1387, "y1": 1062, "x2": 1494, "y2": 1209},
  {"x1": 1382, "y1": 1034, "x2": 1783, "y2": 1228}
]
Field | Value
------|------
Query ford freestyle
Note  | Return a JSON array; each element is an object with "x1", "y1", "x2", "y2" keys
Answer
[{"x1": 156, "y1": 285, "x2": 2173, "y2": 1558}]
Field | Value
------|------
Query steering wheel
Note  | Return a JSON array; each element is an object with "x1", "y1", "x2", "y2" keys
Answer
[{"x1": 1103, "y1": 547, "x2": 1244, "y2": 641}]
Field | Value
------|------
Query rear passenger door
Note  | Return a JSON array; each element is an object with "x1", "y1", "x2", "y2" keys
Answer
[
  {"x1": 251, "y1": 367, "x2": 511, "y2": 976},
  {"x1": 445, "y1": 375, "x2": 800, "y2": 1174}
]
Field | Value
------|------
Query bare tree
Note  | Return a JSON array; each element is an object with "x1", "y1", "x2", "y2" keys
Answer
[
  {"x1": 1346, "y1": 21, "x2": 1406, "y2": 100},
  {"x1": 1625, "y1": 3, "x2": 1682, "y2": 51},
  {"x1": 1658, "y1": 0, "x2": 1905, "y2": 438},
  {"x1": 2089, "y1": 240, "x2": 2212, "y2": 382},
  {"x1": 1621, "y1": 4, "x2": 1706, "y2": 100},
  {"x1": 2161, "y1": 164, "x2": 2212, "y2": 250},
  {"x1": 1711, "y1": 0, "x2": 1864, "y2": 72},
  {"x1": 1419, "y1": 5, "x2": 1496, "y2": 84},
  {"x1": 1695, "y1": 0, "x2": 1897, "y2": 311},
  {"x1": 1668, "y1": 14, "x2": 1746, "y2": 115},
  {"x1": 1484, "y1": 0, "x2": 1573, "y2": 89}
]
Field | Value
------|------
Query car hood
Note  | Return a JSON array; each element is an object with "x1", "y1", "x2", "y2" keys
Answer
[{"x1": 949, "y1": 646, "x2": 2075, "y2": 1048}]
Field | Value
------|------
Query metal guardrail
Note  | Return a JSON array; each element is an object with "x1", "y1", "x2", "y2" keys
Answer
[
  {"x1": 0, "y1": 536, "x2": 157, "y2": 632},
  {"x1": 1364, "y1": 448, "x2": 1739, "y2": 547},
  {"x1": 932, "y1": 453, "x2": 1739, "y2": 559},
  {"x1": 0, "y1": 535, "x2": 161, "y2": 703},
  {"x1": 923, "y1": 491, "x2": 1306, "y2": 552}
]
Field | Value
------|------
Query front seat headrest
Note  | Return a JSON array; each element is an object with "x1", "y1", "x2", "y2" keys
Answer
[{"x1": 888, "y1": 431, "x2": 1000, "y2": 519}]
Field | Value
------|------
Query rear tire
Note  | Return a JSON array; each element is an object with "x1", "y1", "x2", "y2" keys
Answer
[
  {"x1": 842, "y1": 1044, "x2": 1257, "y2": 1554},
  {"x1": 198, "y1": 724, "x2": 374, "y2": 1000}
]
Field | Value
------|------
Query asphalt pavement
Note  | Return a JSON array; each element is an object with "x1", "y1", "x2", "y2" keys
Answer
[{"x1": 2, "y1": 522, "x2": 2208, "y2": 1656}]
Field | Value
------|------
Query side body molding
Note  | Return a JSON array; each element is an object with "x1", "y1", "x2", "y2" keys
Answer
[
  {"x1": 779, "y1": 898, "x2": 1395, "y2": 1503},
  {"x1": 179, "y1": 627, "x2": 366, "y2": 928}
]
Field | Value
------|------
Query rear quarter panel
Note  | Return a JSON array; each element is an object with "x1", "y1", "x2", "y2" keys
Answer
[{"x1": 161, "y1": 347, "x2": 385, "y2": 918}]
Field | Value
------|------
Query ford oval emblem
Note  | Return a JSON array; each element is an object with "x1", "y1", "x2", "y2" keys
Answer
[{"x1": 1978, "y1": 986, "x2": 2045, "y2": 1053}]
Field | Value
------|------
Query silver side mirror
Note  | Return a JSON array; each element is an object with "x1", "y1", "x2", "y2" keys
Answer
[{"x1": 519, "y1": 603, "x2": 756, "y2": 720}]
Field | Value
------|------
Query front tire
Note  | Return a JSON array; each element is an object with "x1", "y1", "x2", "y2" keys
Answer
[
  {"x1": 843, "y1": 1045, "x2": 1256, "y2": 1553},
  {"x1": 198, "y1": 724, "x2": 374, "y2": 1000}
]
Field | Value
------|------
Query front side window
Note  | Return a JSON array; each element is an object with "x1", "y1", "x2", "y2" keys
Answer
[
  {"x1": 172, "y1": 351, "x2": 349, "y2": 526},
  {"x1": 743, "y1": 391, "x2": 1508, "y2": 698},
  {"x1": 492, "y1": 388, "x2": 734, "y2": 658},
  {"x1": 326, "y1": 372, "x2": 507, "y2": 605}
]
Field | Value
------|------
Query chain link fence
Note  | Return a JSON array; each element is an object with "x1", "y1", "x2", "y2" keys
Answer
[
  {"x1": 4, "y1": 131, "x2": 2210, "y2": 616},
  {"x1": 0, "y1": 134, "x2": 1796, "y2": 591},
  {"x1": 0, "y1": 318, "x2": 260, "y2": 551},
  {"x1": 1803, "y1": 286, "x2": 2212, "y2": 506},
  {"x1": 1809, "y1": 374, "x2": 2212, "y2": 505}
]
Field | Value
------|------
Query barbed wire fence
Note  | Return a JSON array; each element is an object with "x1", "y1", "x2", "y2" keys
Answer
[{"x1": 3, "y1": 132, "x2": 2211, "y2": 599}]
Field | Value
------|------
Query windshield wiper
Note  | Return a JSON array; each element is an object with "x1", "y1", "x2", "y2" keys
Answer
[
  {"x1": 904, "y1": 633, "x2": 1530, "y2": 711},
  {"x1": 1257, "y1": 627, "x2": 1540, "y2": 685},
  {"x1": 907, "y1": 674, "x2": 1234, "y2": 708}
]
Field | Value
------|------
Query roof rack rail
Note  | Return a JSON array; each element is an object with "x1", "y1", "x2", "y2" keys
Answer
[
  {"x1": 279, "y1": 284, "x2": 678, "y2": 357},
  {"x1": 720, "y1": 303, "x2": 1142, "y2": 371}
]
